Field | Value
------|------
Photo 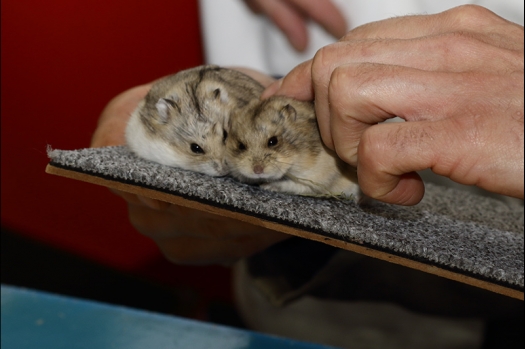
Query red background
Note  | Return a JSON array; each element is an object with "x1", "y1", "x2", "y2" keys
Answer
[{"x1": 2, "y1": 0, "x2": 232, "y2": 305}]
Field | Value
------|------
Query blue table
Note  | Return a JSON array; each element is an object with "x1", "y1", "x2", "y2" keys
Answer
[{"x1": 1, "y1": 285, "x2": 336, "y2": 349}]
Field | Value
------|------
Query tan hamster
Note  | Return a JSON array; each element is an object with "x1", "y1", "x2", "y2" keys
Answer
[
  {"x1": 226, "y1": 96, "x2": 360, "y2": 198},
  {"x1": 125, "y1": 65, "x2": 264, "y2": 176}
]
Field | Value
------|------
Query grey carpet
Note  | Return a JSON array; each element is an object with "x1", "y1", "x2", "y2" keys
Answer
[{"x1": 47, "y1": 146, "x2": 524, "y2": 291}]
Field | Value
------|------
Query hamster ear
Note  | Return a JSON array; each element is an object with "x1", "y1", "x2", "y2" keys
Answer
[
  {"x1": 210, "y1": 86, "x2": 229, "y2": 103},
  {"x1": 279, "y1": 104, "x2": 297, "y2": 121},
  {"x1": 155, "y1": 98, "x2": 177, "y2": 123}
]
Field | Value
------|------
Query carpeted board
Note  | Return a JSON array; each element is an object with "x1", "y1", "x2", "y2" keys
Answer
[{"x1": 46, "y1": 146, "x2": 524, "y2": 300}]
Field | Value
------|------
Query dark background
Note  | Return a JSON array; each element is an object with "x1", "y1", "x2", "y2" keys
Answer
[{"x1": 1, "y1": 0, "x2": 240, "y2": 326}]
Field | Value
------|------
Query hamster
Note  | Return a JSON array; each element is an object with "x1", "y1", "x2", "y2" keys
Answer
[
  {"x1": 125, "y1": 65, "x2": 264, "y2": 176},
  {"x1": 226, "y1": 96, "x2": 360, "y2": 198}
]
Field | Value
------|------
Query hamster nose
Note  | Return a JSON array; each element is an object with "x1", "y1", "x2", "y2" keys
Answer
[{"x1": 253, "y1": 164, "x2": 264, "y2": 174}]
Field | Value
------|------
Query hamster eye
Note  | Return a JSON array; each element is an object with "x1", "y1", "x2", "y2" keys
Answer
[
  {"x1": 190, "y1": 143, "x2": 205, "y2": 154},
  {"x1": 223, "y1": 129, "x2": 228, "y2": 142},
  {"x1": 213, "y1": 88, "x2": 221, "y2": 99},
  {"x1": 238, "y1": 142, "x2": 246, "y2": 151},
  {"x1": 267, "y1": 136, "x2": 278, "y2": 147}
]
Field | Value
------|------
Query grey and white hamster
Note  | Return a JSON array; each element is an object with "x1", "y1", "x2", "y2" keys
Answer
[
  {"x1": 125, "y1": 65, "x2": 264, "y2": 176},
  {"x1": 226, "y1": 95, "x2": 360, "y2": 198}
]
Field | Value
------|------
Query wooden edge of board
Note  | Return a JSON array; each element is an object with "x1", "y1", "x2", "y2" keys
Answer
[{"x1": 45, "y1": 163, "x2": 524, "y2": 301}]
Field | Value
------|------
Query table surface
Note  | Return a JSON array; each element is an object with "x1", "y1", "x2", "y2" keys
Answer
[{"x1": 1, "y1": 284, "x2": 337, "y2": 349}]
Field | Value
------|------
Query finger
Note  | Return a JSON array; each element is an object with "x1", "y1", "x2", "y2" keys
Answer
[
  {"x1": 136, "y1": 195, "x2": 171, "y2": 210},
  {"x1": 255, "y1": 0, "x2": 309, "y2": 51},
  {"x1": 342, "y1": 5, "x2": 509, "y2": 41},
  {"x1": 265, "y1": 31, "x2": 509, "y2": 144},
  {"x1": 356, "y1": 111, "x2": 522, "y2": 205},
  {"x1": 243, "y1": 0, "x2": 264, "y2": 14},
  {"x1": 261, "y1": 59, "x2": 314, "y2": 100},
  {"x1": 356, "y1": 121, "x2": 440, "y2": 206},
  {"x1": 356, "y1": 120, "x2": 461, "y2": 206},
  {"x1": 318, "y1": 33, "x2": 522, "y2": 148},
  {"x1": 288, "y1": 0, "x2": 347, "y2": 39},
  {"x1": 110, "y1": 189, "x2": 143, "y2": 205},
  {"x1": 327, "y1": 63, "x2": 485, "y2": 164},
  {"x1": 324, "y1": 34, "x2": 518, "y2": 75},
  {"x1": 128, "y1": 203, "x2": 184, "y2": 238}
]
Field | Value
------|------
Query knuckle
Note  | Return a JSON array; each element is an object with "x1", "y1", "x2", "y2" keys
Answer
[
  {"x1": 358, "y1": 126, "x2": 387, "y2": 171},
  {"x1": 328, "y1": 66, "x2": 363, "y2": 124},
  {"x1": 448, "y1": 4, "x2": 500, "y2": 28},
  {"x1": 311, "y1": 42, "x2": 349, "y2": 85},
  {"x1": 333, "y1": 142, "x2": 357, "y2": 166},
  {"x1": 340, "y1": 32, "x2": 351, "y2": 41},
  {"x1": 311, "y1": 46, "x2": 332, "y2": 82},
  {"x1": 328, "y1": 63, "x2": 370, "y2": 100},
  {"x1": 328, "y1": 66, "x2": 351, "y2": 99},
  {"x1": 455, "y1": 4, "x2": 492, "y2": 18},
  {"x1": 358, "y1": 124, "x2": 424, "y2": 172},
  {"x1": 359, "y1": 127, "x2": 379, "y2": 153}
]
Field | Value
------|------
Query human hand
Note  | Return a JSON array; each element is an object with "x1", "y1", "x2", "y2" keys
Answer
[
  {"x1": 263, "y1": 5, "x2": 524, "y2": 205},
  {"x1": 243, "y1": 0, "x2": 347, "y2": 52},
  {"x1": 123, "y1": 195, "x2": 289, "y2": 265},
  {"x1": 91, "y1": 83, "x2": 152, "y2": 148},
  {"x1": 90, "y1": 67, "x2": 289, "y2": 265}
]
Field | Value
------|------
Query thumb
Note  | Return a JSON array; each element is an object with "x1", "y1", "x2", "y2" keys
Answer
[
  {"x1": 261, "y1": 60, "x2": 314, "y2": 100},
  {"x1": 355, "y1": 119, "x2": 472, "y2": 205}
]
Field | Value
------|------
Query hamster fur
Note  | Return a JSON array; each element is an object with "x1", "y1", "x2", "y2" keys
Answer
[
  {"x1": 226, "y1": 96, "x2": 360, "y2": 198},
  {"x1": 125, "y1": 65, "x2": 264, "y2": 176}
]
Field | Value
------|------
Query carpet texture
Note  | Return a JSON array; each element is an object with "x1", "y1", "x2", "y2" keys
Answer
[{"x1": 47, "y1": 146, "x2": 524, "y2": 292}]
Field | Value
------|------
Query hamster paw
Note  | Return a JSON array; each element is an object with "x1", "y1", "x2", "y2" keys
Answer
[
  {"x1": 260, "y1": 180, "x2": 312, "y2": 195},
  {"x1": 260, "y1": 182, "x2": 286, "y2": 193}
]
